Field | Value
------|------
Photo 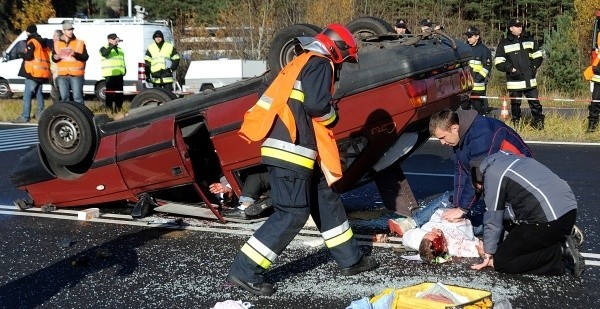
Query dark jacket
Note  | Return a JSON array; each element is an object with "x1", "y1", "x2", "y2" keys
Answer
[
  {"x1": 480, "y1": 152, "x2": 577, "y2": 254},
  {"x1": 494, "y1": 32, "x2": 543, "y2": 90},
  {"x1": 469, "y1": 39, "x2": 493, "y2": 92},
  {"x1": 261, "y1": 56, "x2": 335, "y2": 178},
  {"x1": 18, "y1": 33, "x2": 48, "y2": 83},
  {"x1": 453, "y1": 110, "x2": 533, "y2": 214}
]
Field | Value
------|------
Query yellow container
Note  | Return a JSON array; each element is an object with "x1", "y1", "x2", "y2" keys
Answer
[{"x1": 372, "y1": 282, "x2": 492, "y2": 309}]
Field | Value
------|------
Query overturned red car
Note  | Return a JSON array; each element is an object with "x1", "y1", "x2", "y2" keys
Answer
[{"x1": 11, "y1": 18, "x2": 473, "y2": 223}]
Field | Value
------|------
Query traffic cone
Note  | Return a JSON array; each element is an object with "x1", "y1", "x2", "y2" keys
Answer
[{"x1": 500, "y1": 99, "x2": 509, "y2": 120}]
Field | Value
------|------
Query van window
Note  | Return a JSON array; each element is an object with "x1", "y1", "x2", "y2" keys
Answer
[{"x1": 7, "y1": 40, "x2": 27, "y2": 61}]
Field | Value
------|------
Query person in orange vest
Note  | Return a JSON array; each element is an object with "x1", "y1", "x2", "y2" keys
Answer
[
  {"x1": 13, "y1": 25, "x2": 50, "y2": 123},
  {"x1": 227, "y1": 24, "x2": 378, "y2": 296},
  {"x1": 52, "y1": 21, "x2": 89, "y2": 104},
  {"x1": 587, "y1": 45, "x2": 600, "y2": 133}
]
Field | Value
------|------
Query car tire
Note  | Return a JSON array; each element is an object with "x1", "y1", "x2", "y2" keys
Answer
[
  {"x1": 130, "y1": 88, "x2": 178, "y2": 109},
  {"x1": 346, "y1": 17, "x2": 394, "y2": 41},
  {"x1": 0, "y1": 79, "x2": 13, "y2": 99},
  {"x1": 267, "y1": 24, "x2": 322, "y2": 73},
  {"x1": 95, "y1": 81, "x2": 106, "y2": 102},
  {"x1": 38, "y1": 101, "x2": 97, "y2": 166}
]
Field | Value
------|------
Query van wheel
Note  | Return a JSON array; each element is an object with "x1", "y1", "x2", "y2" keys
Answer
[
  {"x1": 38, "y1": 102, "x2": 97, "y2": 166},
  {"x1": 0, "y1": 79, "x2": 13, "y2": 99},
  {"x1": 267, "y1": 24, "x2": 322, "y2": 73},
  {"x1": 130, "y1": 88, "x2": 178, "y2": 109},
  {"x1": 346, "y1": 17, "x2": 394, "y2": 42},
  {"x1": 200, "y1": 83, "x2": 215, "y2": 91},
  {"x1": 95, "y1": 81, "x2": 106, "y2": 102}
]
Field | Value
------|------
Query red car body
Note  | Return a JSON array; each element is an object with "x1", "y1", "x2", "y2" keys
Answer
[{"x1": 11, "y1": 32, "x2": 473, "y2": 221}]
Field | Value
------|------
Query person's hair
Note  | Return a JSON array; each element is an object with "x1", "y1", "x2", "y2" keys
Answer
[
  {"x1": 428, "y1": 108, "x2": 459, "y2": 135},
  {"x1": 54, "y1": 30, "x2": 63, "y2": 37},
  {"x1": 419, "y1": 238, "x2": 436, "y2": 263}
]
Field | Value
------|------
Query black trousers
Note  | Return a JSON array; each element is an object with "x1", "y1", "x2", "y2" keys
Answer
[
  {"x1": 509, "y1": 88, "x2": 543, "y2": 121},
  {"x1": 588, "y1": 82, "x2": 600, "y2": 120},
  {"x1": 241, "y1": 172, "x2": 270, "y2": 200},
  {"x1": 228, "y1": 166, "x2": 362, "y2": 283},
  {"x1": 105, "y1": 75, "x2": 124, "y2": 111},
  {"x1": 461, "y1": 90, "x2": 487, "y2": 115},
  {"x1": 494, "y1": 210, "x2": 576, "y2": 275}
]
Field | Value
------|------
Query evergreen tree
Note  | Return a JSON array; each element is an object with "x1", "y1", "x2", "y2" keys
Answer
[{"x1": 540, "y1": 14, "x2": 585, "y2": 96}]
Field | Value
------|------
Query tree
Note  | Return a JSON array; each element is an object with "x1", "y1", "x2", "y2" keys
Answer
[
  {"x1": 539, "y1": 14, "x2": 586, "y2": 96},
  {"x1": 11, "y1": 0, "x2": 56, "y2": 31}
]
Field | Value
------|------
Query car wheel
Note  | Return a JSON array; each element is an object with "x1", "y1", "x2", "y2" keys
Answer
[
  {"x1": 38, "y1": 101, "x2": 97, "y2": 166},
  {"x1": 95, "y1": 81, "x2": 106, "y2": 102},
  {"x1": 346, "y1": 17, "x2": 394, "y2": 41},
  {"x1": 130, "y1": 88, "x2": 178, "y2": 109},
  {"x1": 0, "y1": 79, "x2": 13, "y2": 99},
  {"x1": 267, "y1": 24, "x2": 322, "y2": 73}
]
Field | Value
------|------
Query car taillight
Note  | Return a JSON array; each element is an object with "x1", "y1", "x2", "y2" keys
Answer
[
  {"x1": 138, "y1": 62, "x2": 146, "y2": 81},
  {"x1": 404, "y1": 80, "x2": 428, "y2": 107},
  {"x1": 459, "y1": 68, "x2": 473, "y2": 90}
]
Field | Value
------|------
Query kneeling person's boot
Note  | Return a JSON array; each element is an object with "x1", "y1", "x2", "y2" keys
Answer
[{"x1": 587, "y1": 119, "x2": 598, "y2": 133}]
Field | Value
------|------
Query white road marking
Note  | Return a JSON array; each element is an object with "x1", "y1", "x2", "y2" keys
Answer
[
  {"x1": 0, "y1": 127, "x2": 38, "y2": 152},
  {"x1": 0, "y1": 205, "x2": 404, "y2": 249}
]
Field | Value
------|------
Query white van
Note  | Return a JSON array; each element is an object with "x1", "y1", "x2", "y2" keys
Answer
[{"x1": 0, "y1": 17, "x2": 174, "y2": 101}]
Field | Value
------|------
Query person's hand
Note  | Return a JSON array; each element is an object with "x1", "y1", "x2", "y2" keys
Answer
[
  {"x1": 209, "y1": 183, "x2": 231, "y2": 195},
  {"x1": 442, "y1": 207, "x2": 465, "y2": 220},
  {"x1": 471, "y1": 254, "x2": 494, "y2": 270},
  {"x1": 53, "y1": 54, "x2": 60, "y2": 61}
]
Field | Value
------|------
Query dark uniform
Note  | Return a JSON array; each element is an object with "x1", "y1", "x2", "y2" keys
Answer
[
  {"x1": 229, "y1": 55, "x2": 363, "y2": 285},
  {"x1": 495, "y1": 20, "x2": 544, "y2": 129},
  {"x1": 463, "y1": 27, "x2": 492, "y2": 114}
]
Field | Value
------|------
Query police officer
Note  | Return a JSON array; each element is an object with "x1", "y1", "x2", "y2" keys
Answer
[
  {"x1": 463, "y1": 26, "x2": 492, "y2": 115},
  {"x1": 144, "y1": 30, "x2": 180, "y2": 91},
  {"x1": 227, "y1": 24, "x2": 378, "y2": 296},
  {"x1": 100, "y1": 33, "x2": 126, "y2": 113},
  {"x1": 495, "y1": 19, "x2": 544, "y2": 129}
]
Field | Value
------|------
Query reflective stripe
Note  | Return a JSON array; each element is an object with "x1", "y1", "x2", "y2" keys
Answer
[
  {"x1": 262, "y1": 138, "x2": 317, "y2": 159},
  {"x1": 313, "y1": 106, "x2": 337, "y2": 126},
  {"x1": 530, "y1": 50, "x2": 543, "y2": 59},
  {"x1": 592, "y1": 74, "x2": 600, "y2": 83},
  {"x1": 256, "y1": 96, "x2": 273, "y2": 110},
  {"x1": 248, "y1": 236, "x2": 278, "y2": 261},
  {"x1": 494, "y1": 57, "x2": 506, "y2": 65},
  {"x1": 261, "y1": 147, "x2": 315, "y2": 169},
  {"x1": 479, "y1": 67, "x2": 489, "y2": 78},
  {"x1": 504, "y1": 43, "x2": 520, "y2": 53},
  {"x1": 473, "y1": 82, "x2": 486, "y2": 91},
  {"x1": 322, "y1": 221, "x2": 354, "y2": 248},
  {"x1": 290, "y1": 89, "x2": 304, "y2": 102},
  {"x1": 522, "y1": 41, "x2": 534, "y2": 49},
  {"x1": 506, "y1": 79, "x2": 537, "y2": 89},
  {"x1": 294, "y1": 80, "x2": 302, "y2": 91},
  {"x1": 469, "y1": 60, "x2": 482, "y2": 65},
  {"x1": 241, "y1": 244, "x2": 272, "y2": 269}
]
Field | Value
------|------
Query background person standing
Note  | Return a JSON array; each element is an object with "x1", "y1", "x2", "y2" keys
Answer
[
  {"x1": 144, "y1": 30, "x2": 180, "y2": 91},
  {"x1": 100, "y1": 33, "x2": 126, "y2": 113},
  {"x1": 52, "y1": 21, "x2": 89, "y2": 104},
  {"x1": 586, "y1": 49, "x2": 600, "y2": 132},
  {"x1": 463, "y1": 26, "x2": 492, "y2": 115},
  {"x1": 13, "y1": 25, "x2": 50, "y2": 123},
  {"x1": 494, "y1": 18, "x2": 544, "y2": 129}
]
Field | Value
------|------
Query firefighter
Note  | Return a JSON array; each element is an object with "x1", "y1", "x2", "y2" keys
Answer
[
  {"x1": 144, "y1": 30, "x2": 180, "y2": 91},
  {"x1": 227, "y1": 24, "x2": 378, "y2": 296},
  {"x1": 495, "y1": 19, "x2": 544, "y2": 130},
  {"x1": 463, "y1": 26, "x2": 492, "y2": 115}
]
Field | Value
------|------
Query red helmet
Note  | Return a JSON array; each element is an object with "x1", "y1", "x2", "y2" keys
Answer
[{"x1": 314, "y1": 23, "x2": 358, "y2": 64}]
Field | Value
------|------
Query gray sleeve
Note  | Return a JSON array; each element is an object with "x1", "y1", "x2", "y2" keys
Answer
[{"x1": 482, "y1": 209, "x2": 505, "y2": 254}]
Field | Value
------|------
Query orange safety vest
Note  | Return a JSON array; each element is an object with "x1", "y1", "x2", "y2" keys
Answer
[
  {"x1": 239, "y1": 51, "x2": 343, "y2": 185},
  {"x1": 54, "y1": 38, "x2": 86, "y2": 76},
  {"x1": 24, "y1": 38, "x2": 51, "y2": 79}
]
